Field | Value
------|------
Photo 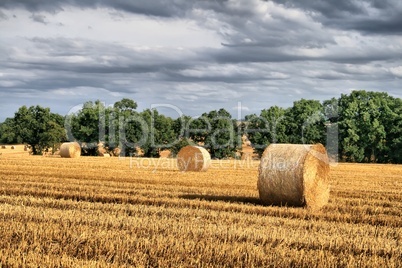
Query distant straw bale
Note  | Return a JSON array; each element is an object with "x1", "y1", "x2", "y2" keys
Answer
[
  {"x1": 60, "y1": 142, "x2": 81, "y2": 158},
  {"x1": 98, "y1": 143, "x2": 108, "y2": 156},
  {"x1": 258, "y1": 143, "x2": 330, "y2": 210},
  {"x1": 112, "y1": 148, "x2": 121, "y2": 157},
  {"x1": 177, "y1": 146, "x2": 211, "y2": 172},
  {"x1": 160, "y1": 149, "x2": 171, "y2": 158},
  {"x1": 98, "y1": 151, "x2": 108, "y2": 157}
]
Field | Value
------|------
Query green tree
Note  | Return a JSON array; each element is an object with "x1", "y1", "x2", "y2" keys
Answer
[
  {"x1": 139, "y1": 109, "x2": 176, "y2": 157},
  {"x1": 113, "y1": 98, "x2": 138, "y2": 111},
  {"x1": 285, "y1": 99, "x2": 325, "y2": 145},
  {"x1": 245, "y1": 106, "x2": 287, "y2": 157},
  {"x1": 170, "y1": 115, "x2": 196, "y2": 157},
  {"x1": 385, "y1": 97, "x2": 402, "y2": 163},
  {"x1": 190, "y1": 109, "x2": 241, "y2": 159},
  {"x1": 0, "y1": 118, "x2": 21, "y2": 144},
  {"x1": 338, "y1": 90, "x2": 389, "y2": 163},
  {"x1": 13, "y1": 105, "x2": 65, "y2": 155},
  {"x1": 69, "y1": 100, "x2": 110, "y2": 156},
  {"x1": 111, "y1": 99, "x2": 141, "y2": 156}
]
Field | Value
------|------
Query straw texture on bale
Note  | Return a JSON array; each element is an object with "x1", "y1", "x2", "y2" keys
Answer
[
  {"x1": 177, "y1": 146, "x2": 211, "y2": 172},
  {"x1": 60, "y1": 142, "x2": 81, "y2": 158},
  {"x1": 258, "y1": 143, "x2": 330, "y2": 210}
]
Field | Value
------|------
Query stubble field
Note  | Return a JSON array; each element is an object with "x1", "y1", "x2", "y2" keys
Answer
[{"x1": 0, "y1": 153, "x2": 401, "y2": 267}]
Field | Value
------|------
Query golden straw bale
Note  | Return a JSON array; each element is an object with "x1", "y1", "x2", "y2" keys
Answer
[
  {"x1": 160, "y1": 149, "x2": 171, "y2": 158},
  {"x1": 112, "y1": 147, "x2": 121, "y2": 157},
  {"x1": 258, "y1": 143, "x2": 330, "y2": 210},
  {"x1": 60, "y1": 142, "x2": 81, "y2": 158},
  {"x1": 97, "y1": 144, "x2": 107, "y2": 156},
  {"x1": 177, "y1": 145, "x2": 211, "y2": 172}
]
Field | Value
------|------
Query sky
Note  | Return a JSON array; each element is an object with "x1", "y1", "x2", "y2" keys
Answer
[{"x1": 1, "y1": 0, "x2": 402, "y2": 121}]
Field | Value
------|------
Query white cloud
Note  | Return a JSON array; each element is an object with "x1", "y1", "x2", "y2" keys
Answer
[{"x1": 390, "y1": 66, "x2": 402, "y2": 77}]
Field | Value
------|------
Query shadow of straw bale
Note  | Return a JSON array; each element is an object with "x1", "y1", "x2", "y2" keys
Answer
[
  {"x1": 179, "y1": 194, "x2": 262, "y2": 205},
  {"x1": 179, "y1": 194, "x2": 308, "y2": 208}
]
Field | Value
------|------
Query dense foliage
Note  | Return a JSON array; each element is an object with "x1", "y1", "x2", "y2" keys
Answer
[
  {"x1": 0, "y1": 105, "x2": 65, "y2": 155},
  {"x1": 245, "y1": 90, "x2": 402, "y2": 163},
  {"x1": 1, "y1": 91, "x2": 401, "y2": 162}
]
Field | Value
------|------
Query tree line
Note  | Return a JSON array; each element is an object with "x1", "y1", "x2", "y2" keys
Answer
[{"x1": 0, "y1": 90, "x2": 401, "y2": 163}]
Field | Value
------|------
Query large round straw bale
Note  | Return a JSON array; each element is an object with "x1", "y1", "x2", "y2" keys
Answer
[
  {"x1": 258, "y1": 143, "x2": 330, "y2": 210},
  {"x1": 177, "y1": 145, "x2": 211, "y2": 172},
  {"x1": 60, "y1": 142, "x2": 81, "y2": 158}
]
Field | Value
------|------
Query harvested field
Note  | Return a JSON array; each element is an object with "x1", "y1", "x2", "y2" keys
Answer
[
  {"x1": 0, "y1": 155, "x2": 401, "y2": 267},
  {"x1": 0, "y1": 145, "x2": 29, "y2": 157}
]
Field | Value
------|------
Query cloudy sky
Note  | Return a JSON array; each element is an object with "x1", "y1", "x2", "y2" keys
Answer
[{"x1": 1, "y1": 0, "x2": 402, "y2": 121}]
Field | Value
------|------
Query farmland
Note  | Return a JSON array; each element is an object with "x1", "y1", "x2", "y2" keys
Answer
[{"x1": 0, "y1": 154, "x2": 401, "y2": 267}]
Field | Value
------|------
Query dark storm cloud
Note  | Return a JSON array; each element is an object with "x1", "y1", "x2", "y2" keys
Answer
[
  {"x1": 212, "y1": 46, "x2": 309, "y2": 63},
  {"x1": 0, "y1": 0, "x2": 194, "y2": 17},
  {"x1": 274, "y1": 0, "x2": 402, "y2": 34},
  {"x1": 273, "y1": 0, "x2": 367, "y2": 18},
  {"x1": 3, "y1": 0, "x2": 401, "y2": 35},
  {"x1": 211, "y1": 43, "x2": 402, "y2": 65},
  {"x1": 0, "y1": 0, "x2": 64, "y2": 13},
  {"x1": 3, "y1": 37, "x2": 193, "y2": 75},
  {"x1": 339, "y1": 16, "x2": 402, "y2": 34}
]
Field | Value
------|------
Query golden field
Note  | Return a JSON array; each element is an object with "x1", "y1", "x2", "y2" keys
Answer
[{"x1": 0, "y1": 153, "x2": 401, "y2": 267}]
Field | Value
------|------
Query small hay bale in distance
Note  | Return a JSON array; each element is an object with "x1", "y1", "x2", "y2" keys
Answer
[
  {"x1": 258, "y1": 143, "x2": 330, "y2": 210},
  {"x1": 177, "y1": 145, "x2": 211, "y2": 172},
  {"x1": 60, "y1": 142, "x2": 81, "y2": 158},
  {"x1": 102, "y1": 153, "x2": 110, "y2": 157},
  {"x1": 10, "y1": 146, "x2": 15, "y2": 149},
  {"x1": 112, "y1": 147, "x2": 121, "y2": 157},
  {"x1": 1, "y1": 145, "x2": 6, "y2": 149},
  {"x1": 97, "y1": 143, "x2": 107, "y2": 156},
  {"x1": 98, "y1": 151, "x2": 108, "y2": 157}
]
